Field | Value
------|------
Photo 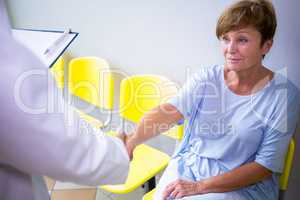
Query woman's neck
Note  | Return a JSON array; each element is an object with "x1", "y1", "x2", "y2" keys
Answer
[{"x1": 224, "y1": 64, "x2": 274, "y2": 95}]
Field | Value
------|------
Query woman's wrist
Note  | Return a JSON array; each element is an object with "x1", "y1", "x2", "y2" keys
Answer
[{"x1": 196, "y1": 179, "x2": 210, "y2": 194}]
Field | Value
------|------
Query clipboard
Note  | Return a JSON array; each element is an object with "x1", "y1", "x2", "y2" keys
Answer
[{"x1": 12, "y1": 28, "x2": 79, "y2": 68}]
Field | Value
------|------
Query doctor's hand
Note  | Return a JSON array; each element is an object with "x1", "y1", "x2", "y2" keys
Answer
[
  {"x1": 162, "y1": 179, "x2": 206, "y2": 200},
  {"x1": 117, "y1": 133, "x2": 137, "y2": 160}
]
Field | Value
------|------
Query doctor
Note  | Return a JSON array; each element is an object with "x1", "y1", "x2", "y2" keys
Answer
[{"x1": 0, "y1": 1, "x2": 129, "y2": 200}]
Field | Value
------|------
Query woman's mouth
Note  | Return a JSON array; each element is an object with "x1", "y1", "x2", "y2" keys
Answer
[{"x1": 227, "y1": 58, "x2": 242, "y2": 64}]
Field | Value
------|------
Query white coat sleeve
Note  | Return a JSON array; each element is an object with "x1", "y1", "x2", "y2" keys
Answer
[{"x1": 0, "y1": 27, "x2": 129, "y2": 186}]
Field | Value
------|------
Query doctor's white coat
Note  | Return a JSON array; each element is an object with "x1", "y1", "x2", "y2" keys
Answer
[{"x1": 0, "y1": 1, "x2": 130, "y2": 199}]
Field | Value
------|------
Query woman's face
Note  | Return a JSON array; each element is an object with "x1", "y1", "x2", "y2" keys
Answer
[{"x1": 221, "y1": 26, "x2": 272, "y2": 72}]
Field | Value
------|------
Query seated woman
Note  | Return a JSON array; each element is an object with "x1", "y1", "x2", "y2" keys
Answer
[{"x1": 123, "y1": 0, "x2": 300, "y2": 199}]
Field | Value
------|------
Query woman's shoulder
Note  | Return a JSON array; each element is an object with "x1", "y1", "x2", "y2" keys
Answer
[
  {"x1": 271, "y1": 72, "x2": 300, "y2": 100},
  {"x1": 267, "y1": 72, "x2": 300, "y2": 113},
  {"x1": 263, "y1": 72, "x2": 300, "y2": 132}
]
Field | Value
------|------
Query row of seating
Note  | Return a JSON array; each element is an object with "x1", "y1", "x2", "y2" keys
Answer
[
  {"x1": 50, "y1": 56, "x2": 294, "y2": 200},
  {"x1": 50, "y1": 56, "x2": 183, "y2": 197}
]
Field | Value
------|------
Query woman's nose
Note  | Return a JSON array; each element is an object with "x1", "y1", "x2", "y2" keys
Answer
[{"x1": 227, "y1": 41, "x2": 237, "y2": 53}]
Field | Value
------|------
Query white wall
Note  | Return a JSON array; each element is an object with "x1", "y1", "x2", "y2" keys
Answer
[
  {"x1": 7, "y1": 0, "x2": 230, "y2": 83},
  {"x1": 6, "y1": 0, "x2": 300, "y2": 199}
]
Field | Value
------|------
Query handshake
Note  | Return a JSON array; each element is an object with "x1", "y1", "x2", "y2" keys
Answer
[{"x1": 117, "y1": 132, "x2": 138, "y2": 160}]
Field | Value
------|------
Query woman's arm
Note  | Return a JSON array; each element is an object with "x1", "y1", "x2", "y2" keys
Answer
[
  {"x1": 124, "y1": 103, "x2": 183, "y2": 158},
  {"x1": 163, "y1": 162, "x2": 272, "y2": 199}
]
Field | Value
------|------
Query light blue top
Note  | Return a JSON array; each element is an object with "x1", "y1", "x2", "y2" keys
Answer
[{"x1": 168, "y1": 65, "x2": 300, "y2": 199}]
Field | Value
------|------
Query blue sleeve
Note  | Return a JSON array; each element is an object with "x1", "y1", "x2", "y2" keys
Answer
[
  {"x1": 255, "y1": 86, "x2": 300, "y2": 173},
  {"x1": 167, "y1": 68, "x2": 208, "y2": 121}
]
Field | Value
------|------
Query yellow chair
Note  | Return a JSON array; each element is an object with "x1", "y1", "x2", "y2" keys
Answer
[
  {"x1": 68, "y1": 57, "x2": 113, "y2": 127},
  {"x1": 101, "y1": 75, "x2": 183, "y2": 194},
  {"x1": 142, "y1": 138, "x2": 296, "y2": 200},
  {"x1": 279, "y1": 138, "x2": 295, "y2": 200},
  {"x1": 50, "y1": 57, "x2": 65, "y2": 88}
]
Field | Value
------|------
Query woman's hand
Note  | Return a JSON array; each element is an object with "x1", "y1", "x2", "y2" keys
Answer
[
  {"x1": 162, "y1": 179, "x2": 206, "y2": 200},
  {"x1": 161, "y1": 162, "x2": 272, "y2": 200}
]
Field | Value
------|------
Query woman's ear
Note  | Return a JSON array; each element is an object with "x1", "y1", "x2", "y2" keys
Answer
[{"x1": 261, "y1": 39, "x2": 273, "y2": 55}]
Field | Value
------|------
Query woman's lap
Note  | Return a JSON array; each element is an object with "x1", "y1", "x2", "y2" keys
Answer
[
  {"x1": 154, "y1": 159, "x2": 247, "y2": 200},
  {"x1": 154, "y1": 158, "x2": 181, "y2": 200},
  {"x1": 180, "y1": 192, "x2": 247, "y2": 200}
]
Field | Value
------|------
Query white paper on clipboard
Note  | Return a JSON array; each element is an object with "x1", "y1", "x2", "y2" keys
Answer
[{"x1": 12, "y1": 28, "x2": 78, "y2": 68}]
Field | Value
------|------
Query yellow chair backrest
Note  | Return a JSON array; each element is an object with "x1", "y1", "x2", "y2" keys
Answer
[
  {"x1": 119, "y1": 75, "x2": 183, "y2": 139},
  {"x1": 68, "y1": 57, "x2": 114, "y2": 110},
  {"x1": 279, "y1": 138, "x2": 295, "y2": 191},
  {"x1": 50, "y1": 57, "x2": 65, "y2": 88}
]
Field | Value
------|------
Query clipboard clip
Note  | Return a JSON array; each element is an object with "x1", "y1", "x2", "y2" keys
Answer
[{"x1": 44, "y1": 28, "x2": 71, "y2": 55}]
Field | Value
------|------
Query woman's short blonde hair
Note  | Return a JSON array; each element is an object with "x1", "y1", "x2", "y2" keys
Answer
[{"x1": 216, "y1": 0, "x2": 277, "y2": 45}]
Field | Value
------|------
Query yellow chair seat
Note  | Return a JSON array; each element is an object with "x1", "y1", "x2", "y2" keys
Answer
[
  {"x1": 101, "y1": 144, "x2": 170, "y2": 194},
  {"x1": 143, "y1": 188, "x2": 156, "y2": 200}
]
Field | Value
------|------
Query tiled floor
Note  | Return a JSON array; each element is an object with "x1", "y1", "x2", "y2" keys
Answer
[
  {"x1": 51, "y1": 189, "x2": 97, "y2": 200},
  {"x1": 44, "y1": 177, "x2": 146, "y2": 200}
]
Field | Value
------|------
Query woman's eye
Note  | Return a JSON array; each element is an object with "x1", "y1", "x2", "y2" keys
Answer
[
  {"x1": 238, "y1": 38, "x2": 248, "y2": 43},
  {"x1": 221, "y1": 37, "x2": 230, "y2": 44}
]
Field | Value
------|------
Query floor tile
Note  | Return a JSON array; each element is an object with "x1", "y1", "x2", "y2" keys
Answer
[
  {"x1": 54, "y1": 181, "x2": 95, "y2": 190},
  {"x1": 96, "y1": 187, "x2": 145, "y2": 200},
  {"x1": 51, "y1": 189, "x2": 97, "y2": 200}
]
